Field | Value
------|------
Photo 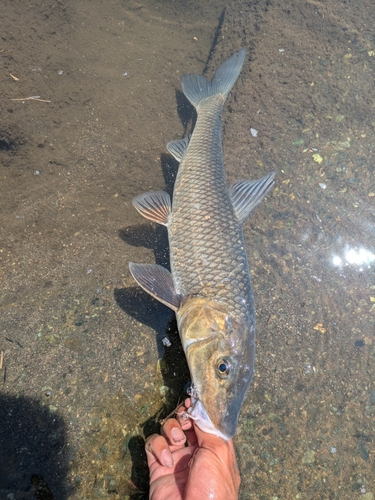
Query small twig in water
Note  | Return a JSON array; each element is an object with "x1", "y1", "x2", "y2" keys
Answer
[{"x1": 11, "y1": 96, "x2": 50, "y2": 103}]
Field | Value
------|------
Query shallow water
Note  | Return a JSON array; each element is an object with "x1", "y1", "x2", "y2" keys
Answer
[{"x1": 1, "y1": 0, "x2": 374, "y2": 498}]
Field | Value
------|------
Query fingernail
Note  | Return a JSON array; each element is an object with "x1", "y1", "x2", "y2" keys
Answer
[
  {"x1": 161, "y1": 448, "x2": 173, "y2": 467},
  {"x1": 171, "y1": 427, "x2": 185, "y2": 443}
]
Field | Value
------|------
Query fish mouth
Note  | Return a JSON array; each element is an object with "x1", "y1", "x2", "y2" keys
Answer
[
  {"x1": 188, "y1": 397, "x2": 232, "y2": 440},
  {"x1": 186, "y1": 379, "x2": 237, "y2": 440}
]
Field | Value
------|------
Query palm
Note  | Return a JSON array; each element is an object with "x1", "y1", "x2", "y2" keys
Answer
[
  {"x1": 146, "y1": 407, "x2": 240, "y2": 500},
  {"x1": 148, "y1": 439, "x2": 197, "y2": 500}
]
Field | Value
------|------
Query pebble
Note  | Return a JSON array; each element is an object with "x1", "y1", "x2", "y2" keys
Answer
[
  {"x1": 302, "y1": 449, "x2": 315, "y2": 464},
  {"x1": 159, "y1": 385, "x2": 169, "y2": 396},
  {"x1": 302, "y1": 363, "x2": 313, "y2": 376},
  {"x1": 162, "y1": 336, "x2": 171, "y2": 347},
  {"x1": 361, "y1": 493, "x2": 374, "y2": 500}
]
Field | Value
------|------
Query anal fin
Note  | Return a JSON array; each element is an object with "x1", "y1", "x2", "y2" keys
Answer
[
  {"x1": 129, "y1": 262, "x2": 180, "y2": 311},
  {"x1": 132, "y1": 191, "x2": 171, "y2": 226},
  {"x1": 230, "y1": 171, "x2": 275, "y2": 224}
]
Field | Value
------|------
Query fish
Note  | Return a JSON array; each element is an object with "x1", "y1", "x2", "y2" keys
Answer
[{"x1": 129, "y1": 49, "x2": 275, "y2": 440}]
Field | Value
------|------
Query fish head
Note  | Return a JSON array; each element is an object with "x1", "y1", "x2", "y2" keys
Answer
[{"x1": 177, "y1": 297, "x2": 255, "y2": 440}]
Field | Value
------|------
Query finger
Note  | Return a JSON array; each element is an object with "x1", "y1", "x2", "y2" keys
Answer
[
  {"x1": 173, "y1": 407, "x2": 197, "y2": 447},
  {"x1": 163, "y1": 405, "x2": 197, "y2": 448},
  {"x1": 161, "y1": 417, "x2": 187, "y2": 446},
  {"x1": 145, "y1": 433, "x2": 174, "y2": 468},
  {"x1": 177, "y1": 415, "x2": 192, "y2": 430},
  {"x1": 194, "y1": 423, "x2": 233, "y2": 455},
  {"x1": 176, "y1": 399, "x2": 200, "y2": 446},
  {"x1": 146, "y1": 433, "x2": 197, "y2": 485},
  {"x1": 193, "y1": 424, "x2": 239, "y2": 471},
  {"x1": 176, "y1": 406, "x2": 194, "y2": 431},
  {"x1": 184, "y1": 424, "x2": 198, "y2": 447},
  {"x1": 227, "y1": 438, "x2": 238, "y2": 462},
  {"x1": 192, "y1": 425, "x2": 241, "y2": 490}
]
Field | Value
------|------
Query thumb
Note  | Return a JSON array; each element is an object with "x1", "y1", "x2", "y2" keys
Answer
[
  {"x1": 192, "y1": 421, "x2": 241, "y2": 492},
  {"x1": 193, "y1": 421, "x2": 229, "y2": 449},
  {"x1": 193, "y1": 421, "x2": 239, "y2": 467}
]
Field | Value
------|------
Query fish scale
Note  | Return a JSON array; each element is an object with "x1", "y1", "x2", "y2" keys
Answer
[
  {"x1": 129, "y1": 49, "x2": 275, "y2": 439},
  {"x1": 170, "y1": 98, "x2": 253, "y2": 319}
]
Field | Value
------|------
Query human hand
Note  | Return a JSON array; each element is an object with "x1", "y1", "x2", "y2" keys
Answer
[{"x1": 145, "y1": 398, "x2": 240, "y2": 500}]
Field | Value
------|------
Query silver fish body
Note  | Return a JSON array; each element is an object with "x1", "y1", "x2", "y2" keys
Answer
[{"x1": 129, "y1": 49, "x2": 275, "y2": 439}]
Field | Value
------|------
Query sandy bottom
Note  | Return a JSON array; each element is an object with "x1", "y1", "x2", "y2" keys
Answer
[{"x1": 1, "y1": 0, "x2": 374, "y2": 498}]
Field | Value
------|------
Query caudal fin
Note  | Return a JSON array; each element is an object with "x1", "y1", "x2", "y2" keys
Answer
[{"x1": 180, "y1": 49, "x2": 246, "y2": 109}]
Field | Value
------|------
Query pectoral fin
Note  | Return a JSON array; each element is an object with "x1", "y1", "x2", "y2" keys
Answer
[
  {"x1": 230, "y1": 171, "x2": 275, "y2": 224},
  {"x1": 129, "y1": 262, "x2": 180, "y2": 311},
  {"x1": 132, "y1": 191, "x2": 171, "y2": 226},
  {"x1": 166, "y1": 137, "x2": 190, "y2": 162}
]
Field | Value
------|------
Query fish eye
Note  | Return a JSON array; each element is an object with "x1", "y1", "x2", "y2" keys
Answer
[{"x1": 216, "y1": 358, "x2": 230, "y2": 378}]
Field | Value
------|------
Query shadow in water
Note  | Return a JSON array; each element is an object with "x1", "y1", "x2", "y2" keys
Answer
[
  {"x1": 117, "y1": 220, "x2": 174, "y2": 356},
  {"x1": 115, "y1": 220, "x2": 190, "y2": 497},
  {"x1": 124, "y1": 315, "x2": 190, "y2": 499},
  {"x1": 160, "y1": 152, "x2": 178, "y2": 197},
  {"x1": 0, "y1": 394, "x2": 70, "y2": 499},
  {"x1": 114, "y1": 285, "x2": 172, "y2": 358},
  {"x1": 174, "y1": 89, "x2": 196, "y2": 137},
  {"x1": 204, "y1": 8, "x2": 227, "y2": 73},
  {"x1": 127, "y1": 436, "x2": 149, "y2": 500},
  {"x1": 119, "y1": 223, "x2": 169, "y2": 268}
]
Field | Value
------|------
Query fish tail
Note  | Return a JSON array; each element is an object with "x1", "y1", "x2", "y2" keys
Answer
[{"x1": 180, "y1": 48, "x2": 246, "y2": 109}]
